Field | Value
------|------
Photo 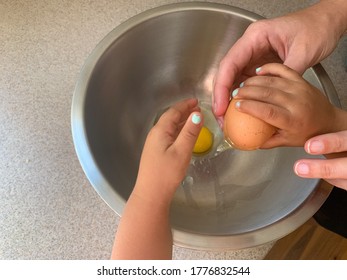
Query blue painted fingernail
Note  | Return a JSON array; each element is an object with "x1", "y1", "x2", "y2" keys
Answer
[
  {"x1": 256, "y1": 67, "x2": 262, "y2": 74},
  {"x1": 192, "y1": 114, "x2": 201, "y2": 125},
  {"x1": 232, "y1": 88, "x2": 239, "y2": 98},
  {"x1": 240, "y1": 82, "x2": 244, "y2": 88},
  {"x1": 235, "y1": 101, "x2": 241, "y2": 108}
]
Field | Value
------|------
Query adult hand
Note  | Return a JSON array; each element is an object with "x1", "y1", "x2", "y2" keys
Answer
[
  {"x1": 294, "y1": 131, "x2": 347, "y2": 191},
  {"x1": 213, "y1": 0, "x2": 347, "y2": 126}
]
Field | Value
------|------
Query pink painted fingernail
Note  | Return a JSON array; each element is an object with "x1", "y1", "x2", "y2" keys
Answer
[
  {"x1": 295, "y1": 162, "x2": 310, "y2": 175},
  {"x1": 307, "y1": 140, "x2": 324, "y2": 154}
]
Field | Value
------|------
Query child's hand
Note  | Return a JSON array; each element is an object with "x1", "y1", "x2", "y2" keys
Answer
[
  {"x1": 133, "y1": 98, "x2": 203, "y2": 205},
  {"x1": 231, "y1": 63, "x2": 346, "y2": 148}
]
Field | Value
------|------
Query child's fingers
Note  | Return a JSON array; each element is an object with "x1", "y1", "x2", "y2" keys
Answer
[
  {"x1": 158, "y1": 98, "x2": 199, "y2": 129},
  {"x1": 239, "y1": 75, "x2": 289, "y2": 90},
  {"x1": 232, "y1": 85, "x2": 292, "y2": 108},
  {"x1": 233, "y1": 63, "x2": 304, "y2": 105},
  {"x1": 156, "y1": 99, "x2": 199, "y2": 139},
  {"x1": 234, "y1": 99, "x2": 291, "y2": 129},
  {"x1": 235, "y1": 63, "x2": 303, "y2": 100},
  {"x1": 237, "y1": 76, "x2": 299, "y2": 99},
  {"x1": 173, "y1": 112, "x2": 203, "y2": 155},
  {"x1": 255, "y1": 63, "x2": 302, "y2": 81}
]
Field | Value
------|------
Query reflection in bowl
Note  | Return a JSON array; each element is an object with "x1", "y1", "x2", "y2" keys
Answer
[{"x1": 72, "y1": 3, "x2": 338, "y2": 250}]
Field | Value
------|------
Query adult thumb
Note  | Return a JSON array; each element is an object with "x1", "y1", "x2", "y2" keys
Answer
[
  {"x1": 174, "y1": 112, "x2": 203, "y2": 155},
  {"x1": 283, "y1": 55, "x2": 309, "y2": 75}
]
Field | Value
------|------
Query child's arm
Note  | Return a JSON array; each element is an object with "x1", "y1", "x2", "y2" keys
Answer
[{"x1": 111, "y1": 98, "x2": 203, "y2": 259}]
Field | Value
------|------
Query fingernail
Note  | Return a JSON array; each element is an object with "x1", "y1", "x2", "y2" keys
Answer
[
  {"x1": 192, "y1": 113, "x2": 201, "y2": 125},
  {"x1": 232, "y1": 88, "x2": 239, "y2": 98},
  {"x1": 256, "y1": 67, "x2": 262, "y2": 74},
  {"x1": 235, "y1": 100, "x2": 241, "y2": 108},
  {"x1": 213, "y1": 99, "x2": 218, "y2": 114},
  {"x1": 239, "y1": 82, "x2": 244, "y2": 88},
  {"x1": 307, "y1": 140, "x2": 324, "y2": 154},
  {"x1": 217, "y1": 117, "x2": 223, "y2": 129},
  {"x1": 295, "y1": 162, "x2": 310, "y2": 175}
]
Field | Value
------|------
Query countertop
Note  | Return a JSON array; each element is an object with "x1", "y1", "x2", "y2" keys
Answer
[{"x1": 1, "y1": 0, "x2": 346, "y2": 260}]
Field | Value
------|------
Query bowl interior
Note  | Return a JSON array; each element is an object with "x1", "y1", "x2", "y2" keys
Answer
[{"x1": 74, "y1": 4, "x2": 336, "y2": 249}]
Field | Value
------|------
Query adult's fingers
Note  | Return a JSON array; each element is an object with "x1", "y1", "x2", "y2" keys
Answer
[
  {"x1": 294, "y1": 157, "x2": 347, "y2": 188},
  {"x1": 213, "y1": 36, "x2": 258, "y2": 117},
  {"x1": 304, "y1": 131, "x2": 347, "y2": 155},
  {"x1": 323, "y1": 179, "x2": 347, "y2": 191},
  {"x1": 284, "y1": 55, "x2": 309, "y2": 76}
]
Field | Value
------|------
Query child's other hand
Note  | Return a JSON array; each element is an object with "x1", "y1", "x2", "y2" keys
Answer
[
  {"x1": 133, "y1": 98, "x2": 203, "y2": 204},
  {"x1": 232, "y1": 63, "x2": 346, "y2": 148}
]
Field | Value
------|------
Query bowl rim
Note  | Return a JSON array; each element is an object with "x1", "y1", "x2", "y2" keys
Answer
[{"x1": 71, "y1": 2, "x2": 337, "y2": 250}]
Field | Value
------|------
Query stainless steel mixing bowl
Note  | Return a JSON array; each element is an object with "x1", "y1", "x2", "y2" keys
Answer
[{"x1": 71, "y1": 2, "x2": 340, "y2": 250}]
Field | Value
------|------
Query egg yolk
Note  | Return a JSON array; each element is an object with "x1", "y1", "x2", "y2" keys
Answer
[{"x1": 193, "y1": 126, "x2": 213, "y2": 154}]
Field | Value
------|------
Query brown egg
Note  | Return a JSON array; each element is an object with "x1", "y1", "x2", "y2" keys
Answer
[{"x1": 224, "y1": 99, "x2": 276, "y2": 150}]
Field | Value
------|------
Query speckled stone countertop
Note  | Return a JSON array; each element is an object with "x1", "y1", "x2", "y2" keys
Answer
[{"x1": 1, "y1": 0, "x2": 346, "y2": 260}]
